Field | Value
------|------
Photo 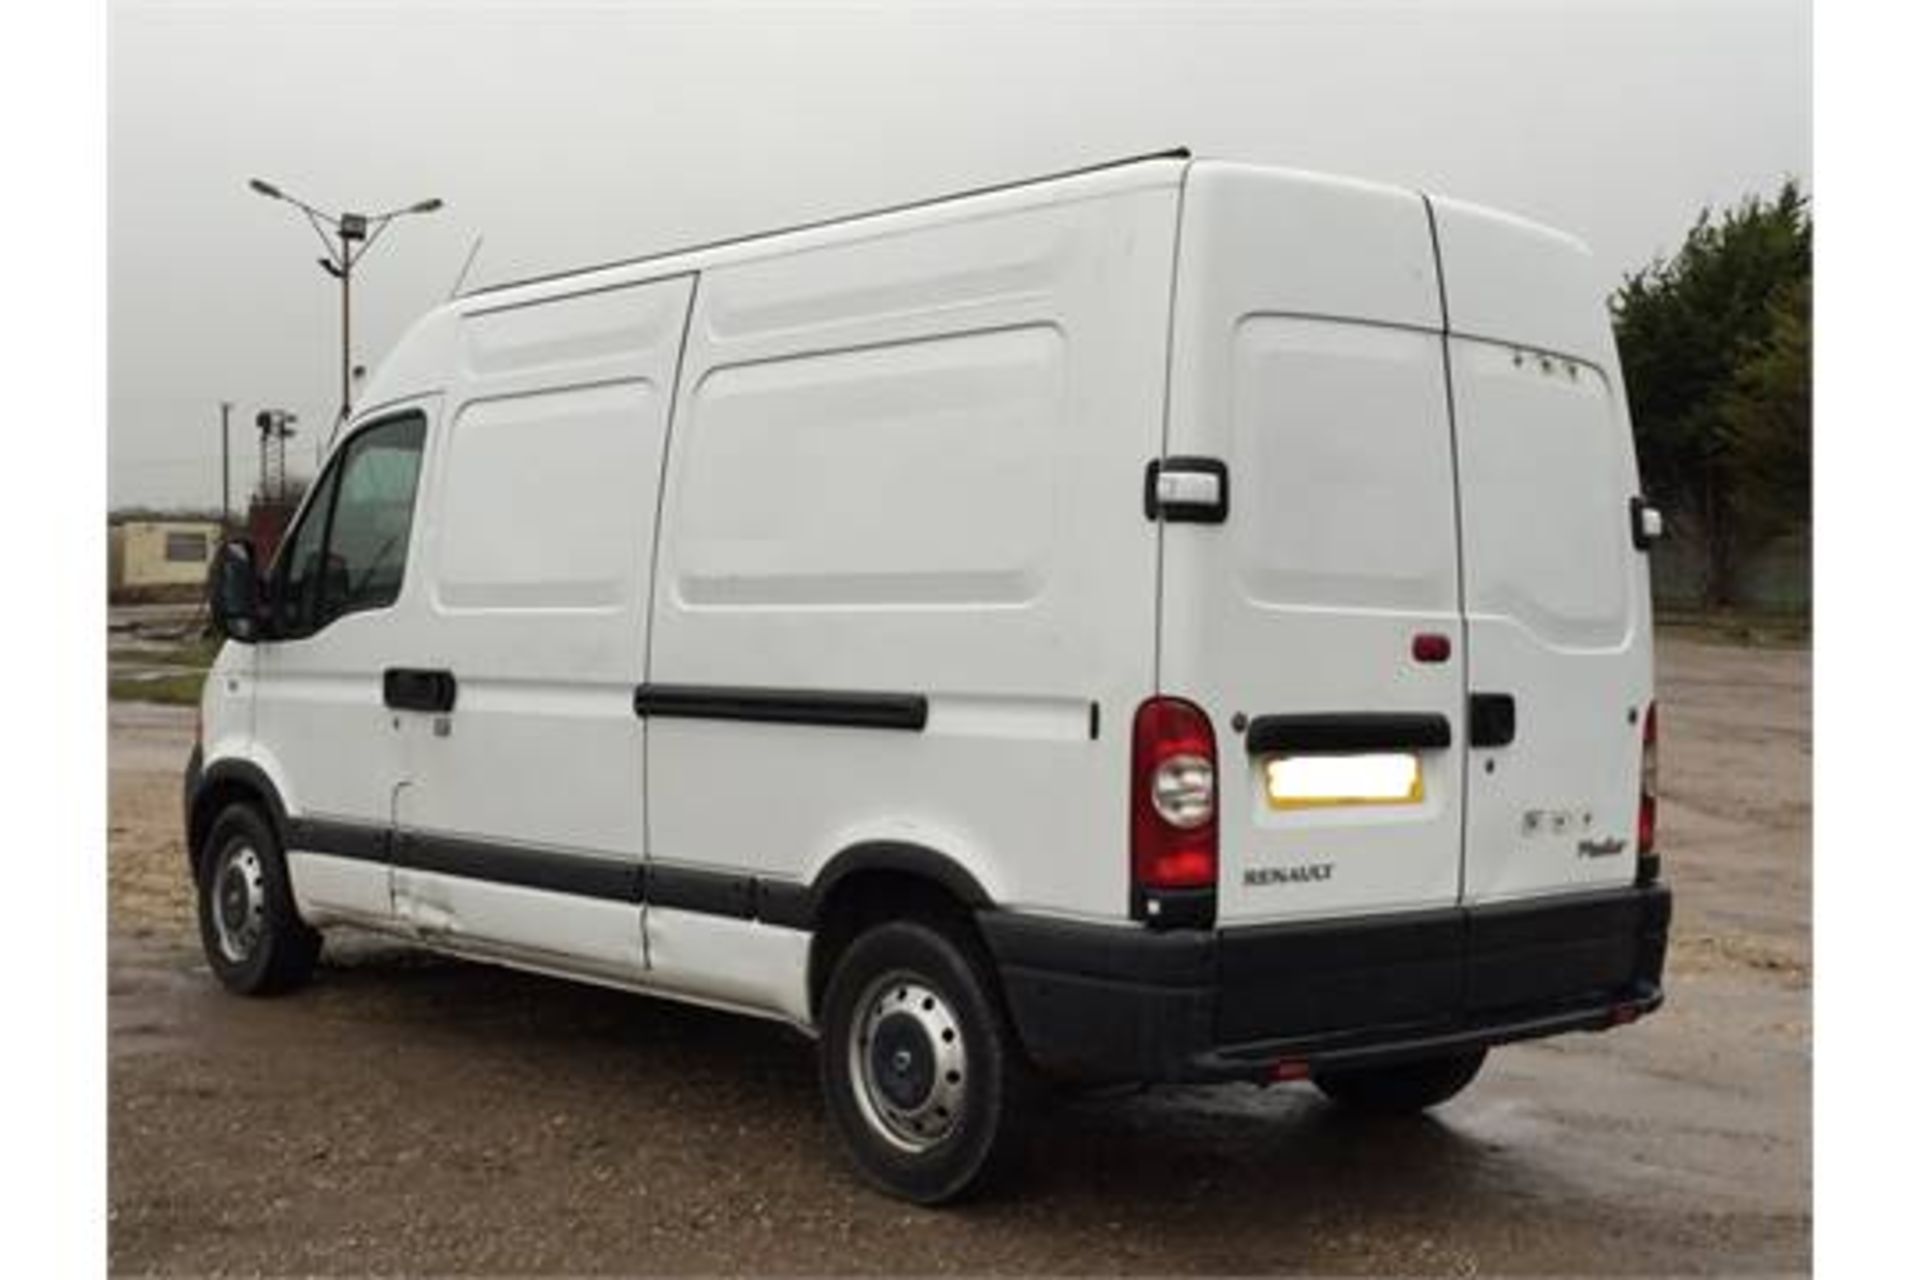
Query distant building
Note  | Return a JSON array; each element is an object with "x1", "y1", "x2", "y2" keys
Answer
[{"x1": 109, "y1": 518, "x2": 221, "y2": 595}]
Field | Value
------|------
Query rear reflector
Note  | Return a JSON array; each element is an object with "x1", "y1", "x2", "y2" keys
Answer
[
  {"x1": 1131, "y1": 697, "x2": 1218, "y2": 895},
  {"x1": 1270, "y1": 1060, "x2": 1312, "y2": 1082},
  {"x1": 1411, "y1": 632, "x2": 1452, "y2": 664}
]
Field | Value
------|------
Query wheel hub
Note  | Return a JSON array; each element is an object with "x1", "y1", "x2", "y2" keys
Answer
[
  {"x1": 210, "y1": 843, "x2": 267, "y2": 964},
  {"x1": 849, "y1": 974, "x2": 969, "y2": 1152}
]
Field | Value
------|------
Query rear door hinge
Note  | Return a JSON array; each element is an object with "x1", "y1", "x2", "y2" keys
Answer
[{"x1": 1145, "y1": 456, "x2": 1230, "y2": 524}]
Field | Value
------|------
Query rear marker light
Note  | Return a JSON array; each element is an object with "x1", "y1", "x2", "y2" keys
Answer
[
  {"x1": 1638, "y1": 701, "x2": 1659, "y2": 858},
  {"x1": 1411, "y1": 632, "x2": 1452, "y2": 664},
  {"x1": 1270, "y1": 1060, "x2": 1311, "y2": 1082}
]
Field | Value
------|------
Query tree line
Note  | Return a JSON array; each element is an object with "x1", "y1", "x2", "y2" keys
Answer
[{"x1": 1612, "y1": 179, "x2": 1810, "y2": 607}]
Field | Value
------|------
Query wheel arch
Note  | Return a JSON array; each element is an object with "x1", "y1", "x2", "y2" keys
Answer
[
  {"x1": 186, "y1": 757, "x2": 290, "y2": 881},
  {"x1": 805, "y1": 840, "x2": 997, "y2": 1022}
]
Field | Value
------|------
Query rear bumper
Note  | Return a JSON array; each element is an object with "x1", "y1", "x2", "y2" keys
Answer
[{"x1": 978, "y1": 883, "x2": 1670, "y2": 1083}]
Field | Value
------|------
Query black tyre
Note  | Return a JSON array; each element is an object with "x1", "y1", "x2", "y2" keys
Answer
[
  {"x1": 1313, "y1": 1047, "x2": 1488, "y2": 1114},
  {"x1": 819, "y1": 919, "x2": 1033, "y2": 1204},
  {"x1": 194, "y1": 803, "x2": 320, "y2": 996}
]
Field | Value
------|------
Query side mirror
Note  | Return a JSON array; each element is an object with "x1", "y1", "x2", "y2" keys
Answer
[{"x1": 207, "y1": 539, "x2": 263, "y2": 643}]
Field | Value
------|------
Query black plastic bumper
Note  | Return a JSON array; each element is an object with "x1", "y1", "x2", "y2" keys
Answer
[
  {"x1": 182, "y1": 743, "x2": 203, "y2": 850},
  {"x1": 978, "y1": 883, "x2": 1671, "y2": 1083}
]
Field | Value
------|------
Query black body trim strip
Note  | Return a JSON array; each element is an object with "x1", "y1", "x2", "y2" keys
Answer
[
  {"x1": 647, "y1": 864, "x2": 756, "y2": 918},
  {"x1": 282, "y1": 817, "x2": 819, "y2": 925},
  {"x1": 811, "y1": 841, "x2": 992, "y2": 911},
  {"x1": 1244, "y1": 712, "x2": 1452, "y2": 755},
  {"x1": 634, "y1": 684, "x2": 928, "y2": 731},
  {"x1": 287, "y1": 816, "x2": 388, "y2": 863},
  {"x1": 395, "y1": 831, "x2": 639, "y2": 902}
]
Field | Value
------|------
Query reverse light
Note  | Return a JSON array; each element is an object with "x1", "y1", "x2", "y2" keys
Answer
[
  {"x1": 1131, "y1": 697, "x2": 1219, "y2": 914},
  {"x1": 1151, "y1": 754, "x2": 1216, "y2": 828}
]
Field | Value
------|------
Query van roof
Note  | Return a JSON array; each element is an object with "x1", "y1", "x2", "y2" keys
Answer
[{"x1": 457, "y1": 147, "x2": 1194, "y2": 308}]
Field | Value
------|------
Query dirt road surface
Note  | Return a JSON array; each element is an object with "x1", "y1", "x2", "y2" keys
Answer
[{"x1": 108, "y1": 635, "x2": 1810, "y2": 1275}]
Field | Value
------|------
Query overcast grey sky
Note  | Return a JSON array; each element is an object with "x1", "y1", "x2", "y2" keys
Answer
[{"x1": 108, "y1": 0, "x2": 1810, "y2": 509}]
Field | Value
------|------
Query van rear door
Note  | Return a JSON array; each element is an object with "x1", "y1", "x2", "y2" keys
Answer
[
  {"x1": 1159, "y1": 165, "x2": 1467, "y2": 927},
  {"x1": 1429, "y1": 198, "x2": 1655, "y2": 905}
]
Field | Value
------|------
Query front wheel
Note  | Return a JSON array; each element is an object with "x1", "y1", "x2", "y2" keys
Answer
[
  {"x1": 818, "y1": 919, "x2": 1032, "y2": 1204},
  {"x1": 195, "y1": 803, "x2": 320, "y2": 996},
  {"x1": 1313, "y1": 1047, "x2": 1488, "y2": 1114}
]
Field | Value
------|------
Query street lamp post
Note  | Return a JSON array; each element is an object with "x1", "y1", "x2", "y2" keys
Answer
[{"x1": 247, "y1": 178, "x2": 443, "y2": 444}]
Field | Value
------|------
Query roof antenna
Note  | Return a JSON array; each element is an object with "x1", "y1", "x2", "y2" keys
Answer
[{"x1": 447, "y1": 234, "x2": 485, "y2": 299}]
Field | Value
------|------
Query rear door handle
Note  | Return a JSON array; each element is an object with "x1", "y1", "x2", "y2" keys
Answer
[
  {"x1": 1468, "y1": 693, "x2": 1516, "y2": 747},
  {"x1": 384, "y1": 667, "x2": 457, "y2": 714}
]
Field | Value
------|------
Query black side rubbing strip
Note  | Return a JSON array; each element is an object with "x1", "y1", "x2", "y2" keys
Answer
[
  {"x1": 647, "y1": 864, "x2": 757, "y2": 919},
  {"x1": 287, "y1": 816, "x2": 389, "y2": 863},
  {"x1": 395, "y1": 831, "x2": 639, "y2": 902},
  {"x1": 634, "y1": 684, "x2": 928, "y2": 731},
  {"x1": 1245, "y1": 713, "x2": 1452, "y2": 756}
]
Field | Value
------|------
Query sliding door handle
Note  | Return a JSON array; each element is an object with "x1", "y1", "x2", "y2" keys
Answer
[{"x1": 384, "y1": 668, "x2": 457, "y2": 714}]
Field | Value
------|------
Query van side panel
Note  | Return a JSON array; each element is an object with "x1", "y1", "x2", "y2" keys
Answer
[{"x1": 644, "y1": 182, "x2": 1180, "y2": 955}]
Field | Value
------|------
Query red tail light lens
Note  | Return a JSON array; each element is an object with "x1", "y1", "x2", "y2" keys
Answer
[
  {"x1": 1131, "y1": 697, "x2": 1218, "y2": 894},
  {"x1": 1638, "y1": 701, "x2": 1658, "y2": 855}
]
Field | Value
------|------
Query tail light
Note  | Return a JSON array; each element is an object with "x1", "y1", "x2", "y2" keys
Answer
[
  {"x1": 1131, "y1": 697, "x2": 1218, "y2": 924},
  {"x1": 1637, "y1": 701, "x2": 1659, "y2": 859}
]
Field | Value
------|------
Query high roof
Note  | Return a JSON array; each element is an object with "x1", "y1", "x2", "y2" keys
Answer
[{"x1": 457, "y1": 147, "x2": 1192, "y2": 308}]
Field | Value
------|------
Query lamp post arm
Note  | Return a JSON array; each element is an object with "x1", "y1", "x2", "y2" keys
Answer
[
  {"x1": 298, "y1": 207, "x2": 344, "y2": 270},
  {"x1": 345, "y1": 213, "x2": 398, "y2": 271}
]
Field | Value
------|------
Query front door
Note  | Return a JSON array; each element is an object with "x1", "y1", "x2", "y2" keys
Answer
[{"x1": 254, "y1": 408, "x2": 433, "y2": 924}]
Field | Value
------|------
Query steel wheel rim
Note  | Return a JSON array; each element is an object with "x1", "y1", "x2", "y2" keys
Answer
[
  {"x1": 211, "y1": 842, "x2": 267, "y2": 964},
  {"x1": 848, "y1": 970, "x2": 969, "y2": 1153}
]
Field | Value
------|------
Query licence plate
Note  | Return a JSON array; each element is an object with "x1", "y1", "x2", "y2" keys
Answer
[{"x1": 1264, "y1": 752, "x2": 1424, "y2": 810}]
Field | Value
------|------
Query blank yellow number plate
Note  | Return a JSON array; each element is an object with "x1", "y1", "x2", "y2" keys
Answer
[{"x1": 1264, "y1": 752, "x2": 1424, "y2": 810}]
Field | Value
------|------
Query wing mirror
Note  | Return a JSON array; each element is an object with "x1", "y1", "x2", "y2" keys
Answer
[{"x1": 207, "y1": 539, "x2": 264, "y2": 643}]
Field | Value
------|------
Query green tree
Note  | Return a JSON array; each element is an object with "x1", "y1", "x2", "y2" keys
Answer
[
  {"x1": 1612, "y1": 180, "x2": 1811, "y2": 605},
  {"x1": 1718, "y1": 273, "x2": 1811, "y2": 548}
]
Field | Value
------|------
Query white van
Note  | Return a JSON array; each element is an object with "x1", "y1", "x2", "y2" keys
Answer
[{"x1": 189, "y1": 151, "x2": 1671, "y2": 1203}]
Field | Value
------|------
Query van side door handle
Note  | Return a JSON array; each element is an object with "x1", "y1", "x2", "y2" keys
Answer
[{"x1": 384, "y1": 667, "x2": 458, "y2": 714}]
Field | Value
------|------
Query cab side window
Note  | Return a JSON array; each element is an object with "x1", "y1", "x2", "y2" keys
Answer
[{"x1": 270, "y1": 413, "x2": 427, "y2": 638}]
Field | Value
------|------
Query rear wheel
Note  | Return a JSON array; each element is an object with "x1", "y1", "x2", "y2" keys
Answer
[
  {"x1": 195, "y1": 803, "x2": 320, "y2": 996},
  {"x1": 1313, "y1": 1047, "x2": 1487, "y2": 1114},
  {"x1": 819, "y1": 919, "x2": 1032, "y2": 1204}
]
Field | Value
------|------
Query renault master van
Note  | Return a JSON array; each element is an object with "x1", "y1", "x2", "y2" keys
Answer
[{"x1": 189, "y1": 150, "x2": 1671, "y2": 1203}]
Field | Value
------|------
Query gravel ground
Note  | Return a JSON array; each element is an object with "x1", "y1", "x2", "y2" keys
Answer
[{"x1": 107, "y1": 634, "x2": 1810, "y2": 1275}]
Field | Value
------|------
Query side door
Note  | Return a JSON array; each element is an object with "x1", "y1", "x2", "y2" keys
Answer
[
  {"x1": 388, "y1": 274, "x2": 694, "y2": 982},
  {"x1": 1159, "y1": 166, "x2": 1468, "y2": 928},
  {"x1": 254, "y1": 409, "x2": 433, "y2": 925}
]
